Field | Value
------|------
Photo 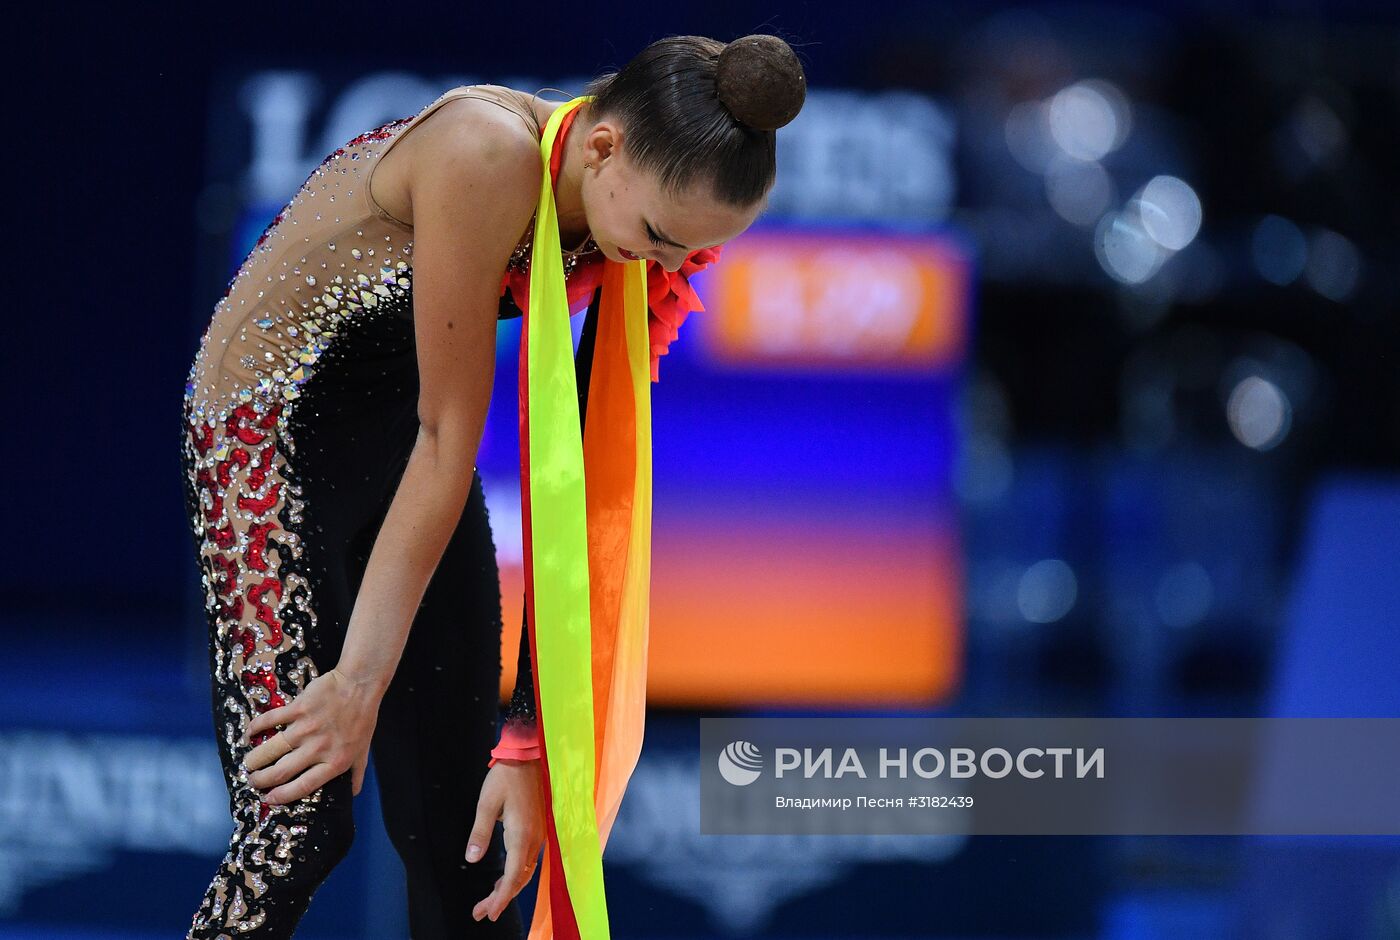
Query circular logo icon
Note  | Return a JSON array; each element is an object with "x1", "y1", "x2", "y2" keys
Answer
[{"x1": 718, "y1": 740, "x2": 764, "y2": 786}]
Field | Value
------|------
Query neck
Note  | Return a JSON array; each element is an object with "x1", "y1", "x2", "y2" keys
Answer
[{"x1": 551, "y1": 101, "x2": 591, "y2": 250}]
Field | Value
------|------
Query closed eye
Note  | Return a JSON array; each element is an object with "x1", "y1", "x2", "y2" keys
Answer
[{"x1": 645, "y1": 223, "x2": 667, "y2": 248}]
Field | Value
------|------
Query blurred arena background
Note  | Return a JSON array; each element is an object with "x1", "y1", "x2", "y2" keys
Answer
[{"x1": 8, "y1": 1, "x2": 1400, "y2": 937}]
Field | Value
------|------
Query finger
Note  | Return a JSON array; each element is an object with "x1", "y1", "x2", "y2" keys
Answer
[
  {"x1": 242, "y1": 704, "x2": 295, "y2": 745},
  {"x1": 351, "y1": 748, "x2": 368, "y2": 796},
  {"x1": 244, "y1": 731, "x2": 296, "y2": 773},
  {"x1": 473, "y1": 876, "x2": 505, "y2": 922},
  {"x1": 465, "y1": 792, "x2": 502, "y2": 863},
  {"x1": 248, "y1": 745, "x2": 317, "y2": 791},
  {"x1": 502, "y1": 804, "x2": 545, "y2": 869},
  {"x1": 242, "y1": 703, "x2": 295, "y2": 743},
  {"x1": 482, "y1": 832, "x2": 536, "y2": 921},
  {"x1": 263, "y1": 761, "x2": 337, "y2": 806}
]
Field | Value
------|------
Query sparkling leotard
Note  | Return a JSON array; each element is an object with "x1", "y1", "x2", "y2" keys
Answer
[
  {"x1": 185, "y1": 83, "x2": 597, "y2": 423},
  {"x1": 179, "y1": 84, "x2": 594, "y2": 938}
]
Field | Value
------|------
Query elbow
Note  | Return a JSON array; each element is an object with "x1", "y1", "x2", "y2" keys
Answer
[
  {"x1": 416, "y1": 407, "x2": 444, "y2": 442},
  {"x1": 416, "y1": 401, "x2": 477, "y2": 445},
  {"x1": 413, "y1": 415, "x2": 482, "y2": 475}
]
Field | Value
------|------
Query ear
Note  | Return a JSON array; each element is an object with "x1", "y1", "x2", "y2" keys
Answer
[{"x1": 584, "y1": 120, "x2": 621, "y2": 166}]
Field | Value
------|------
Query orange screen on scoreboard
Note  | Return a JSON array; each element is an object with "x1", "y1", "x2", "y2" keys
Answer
[{"x1": 496, "y1": 226, "x2": 972, "y2": 709}]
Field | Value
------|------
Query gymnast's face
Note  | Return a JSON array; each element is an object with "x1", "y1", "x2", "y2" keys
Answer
[{"x1": 576, "y1": 114, "x2": 762, "y2": 272}]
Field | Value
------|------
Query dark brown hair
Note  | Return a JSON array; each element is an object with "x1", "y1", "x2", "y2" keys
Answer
[{"x1": 583, "y1": 34, "x2": 807, "y2": 208}]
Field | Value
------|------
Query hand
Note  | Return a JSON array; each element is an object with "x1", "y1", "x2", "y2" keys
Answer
[
  {"x1": 468, "y1": 759, "x2": 545, "y2": 923},
  {"x1": 240, "y1": 667, "x2": 381, "y2": 805}
]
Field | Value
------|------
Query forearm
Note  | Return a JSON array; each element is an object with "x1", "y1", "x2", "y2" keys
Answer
[{"x1": 336, "y1": 426, "x2": 478, "y2": 696}]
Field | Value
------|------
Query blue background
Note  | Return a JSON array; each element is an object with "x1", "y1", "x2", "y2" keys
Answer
[{"x1": 9, "y1": 1, "x2": 1400, "y2": 937}]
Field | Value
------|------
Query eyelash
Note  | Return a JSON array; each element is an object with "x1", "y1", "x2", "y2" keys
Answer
[{"x1": 645, "y1": 225, "x2": 667, "y2": 248}]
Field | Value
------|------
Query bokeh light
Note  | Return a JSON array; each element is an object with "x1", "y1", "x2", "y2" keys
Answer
[
  {"x1": 1226, "y1": 374, "x2": 1293, "y2": 451},
  {"x1": 1304, "y1": 227, "x2": 1362, "y2": 303},
  {"x1": 1047, "y1": 80, "x2": 1131, "y2": 162},
  {"x1": 1138, "y1": 175, "x2": 1202, "y2": 251},
  {"x1": 1017, "y1": 559, "x2": 1079, "y2": 623},
  {"x1": 1095, "y1": 205, "x2": 1166, "y2": 284}
]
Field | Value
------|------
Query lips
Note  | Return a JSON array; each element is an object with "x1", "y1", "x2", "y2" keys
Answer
[{"x1": 618, "y1": 246, "x2": 640, "y2": 260}]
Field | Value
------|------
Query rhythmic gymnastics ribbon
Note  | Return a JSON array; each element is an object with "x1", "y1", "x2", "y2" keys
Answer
[{"x1": 517, "y1": 94, "x2": 653, "y2": 940}]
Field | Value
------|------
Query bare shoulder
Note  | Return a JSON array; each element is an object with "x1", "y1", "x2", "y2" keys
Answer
[
  {"x1": 406, "y1": 93, "x2": 542, "y2": 324},
  {"x1": 378, "y1": 93, "x2": 541, "y2": 229},
  {"x1": 407, "y1": 101, "x2": 540, "y2": 243},
  {"x1": 411, "y1": 93, "x2": 540, "y2": 170}
]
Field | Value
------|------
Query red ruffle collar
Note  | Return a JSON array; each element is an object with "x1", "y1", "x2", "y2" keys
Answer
[{"x1": 498, "y1": 103, "x2": 724, "y2": 383}]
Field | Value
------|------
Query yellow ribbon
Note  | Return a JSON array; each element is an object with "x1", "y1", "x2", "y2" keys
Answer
[{"x1": 522, "y1": 94, "x2": 651, "y2": 939}]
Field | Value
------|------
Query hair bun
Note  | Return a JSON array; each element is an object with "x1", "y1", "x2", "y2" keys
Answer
[{"x1": 715, "y1": 34, "x2": 806, "y2": 132}]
